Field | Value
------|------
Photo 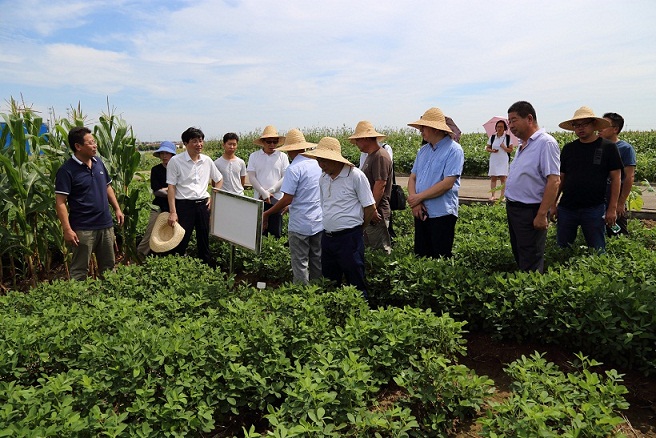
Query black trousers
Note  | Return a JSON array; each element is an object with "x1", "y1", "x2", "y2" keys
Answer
[
  {"x1": 321, "y1": 226, "x2": 367, "y2": 297},
  {"x1": 172, "y1": 199, "x2": 212, "y2": 265},
  {"x1": 263, "y1": 201, "x2": 283, "y2": 239},
  {"x1": 413, "y1": 214, "x2": 457, "y2": 259},
  {"x1": 506, "y1": 201, "x2": 547, "y2": 273}
]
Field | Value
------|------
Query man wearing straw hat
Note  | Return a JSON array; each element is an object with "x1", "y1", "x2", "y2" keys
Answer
[
  {"x1": 349, "y1": 121, "x2": 393, "y2": 254},
  {"x1": 505, "y1": 101, "x2": 560, "y2": 273},
  {"x1": 302, "y1": 137, "x2": 376, "y2": 297},
  {"x1": 552, "y1": 106, "x2": 623, "y2": 251},
  {"x1": 166, "y1": 127, "x2": 223, "y2": 266},
  {"x1": 407, "y1": 107, "x2": 464, "y2": 259},
  {"x1": 247, "y1": 125, "x2": 290, "y2": 239},
  {"x1": 262, "y1": 129, "x2": 322, "y2": 284}
]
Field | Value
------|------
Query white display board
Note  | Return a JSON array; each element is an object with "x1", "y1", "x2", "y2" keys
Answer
[{"x1": 210, "y1": 189, "x2": 263, "y2": 253}]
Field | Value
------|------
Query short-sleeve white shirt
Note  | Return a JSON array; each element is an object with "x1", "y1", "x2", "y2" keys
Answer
[
  {"x1": 166, "y1": 151, "x2": 222, "y2": 200},
  {"x1": 246, "y1": 149, "x2": 289, "y2": 201},
  {"x1": 319, "y1": 164, "x2": 375, "y2": 233},
  {"x1": 214, "y1": 156, "x2": 246, "y2": 196}
]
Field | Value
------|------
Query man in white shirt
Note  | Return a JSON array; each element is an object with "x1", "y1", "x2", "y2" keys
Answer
[
  {"x1": 303, "y1": 137, "x2": 376, "y2": 298},
  {"x1": 166, "y1": 127, "x2": 223, "y2": 265},
  {"x1": 247, "y1": 125, "x2": 289, "y2": 239},
  {"x1": 262, "y1": 129, "x2": 322, "y2": 284}
]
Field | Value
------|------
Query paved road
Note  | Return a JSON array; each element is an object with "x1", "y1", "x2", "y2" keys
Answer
[{"x1": 396, "y1": 176, "x2": 656, "y2": 218}]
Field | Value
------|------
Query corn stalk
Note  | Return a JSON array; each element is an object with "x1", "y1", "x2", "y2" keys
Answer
[
  {"x1": 0, "y1": 100, "x2": 60, "y2": 286},
  {"x1": 94, "y1": 101, "x2": 141, "y2": 263}
]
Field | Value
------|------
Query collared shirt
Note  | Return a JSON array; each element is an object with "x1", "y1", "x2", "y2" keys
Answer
[
  {"x1": 246, "y1": 149, "x2": 289, "y2": 201},
  {"x1": 319, "y1": 165, "x2": 375, "y2": 233},
  {"x1": 55, "y1": 155, "x2": 113, "y2": 230},
  {"x1": 410, "y1": 136, "x2": 464, "y2": 217},
  {"x1": 214, "y1": 156, "x2": 247, "y2": 196},
  {"x1": 505, "y1": 128, "x2": 560, "y2": 204},
  {"x1": 281, "y1": 154, "x2": 323, "y2": 235},
  {"x1": 166, "y1": 151, "x2": 222, "y2": 200}
]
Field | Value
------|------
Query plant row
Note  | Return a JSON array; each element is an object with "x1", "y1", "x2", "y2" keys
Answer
[{"x1": 1, "y1": 255, "x2": 632, "y2": 436}]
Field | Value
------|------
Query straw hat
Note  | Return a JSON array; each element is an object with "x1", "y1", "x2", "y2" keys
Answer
[
  {"x1": 149, "y1": 212, "x2": 185, "y2": 253},
  {"x1": 348, "y1": 120, "x2": 387, "y2": 144},
  {"x1": 153, "y1": 141, "x2": 176, "y2": 158},
  {"x1": 253, "y1": 125, "x2": 286, "y2": 146},
  {"x1": 276, "y1": 128, "x2": 317, "y2": 152},
  {"x1": 302, "y1": 137, "x2": 354, "y2": 167},
  {"x1": 558, "y1": 106, "x2": 610, "y2": 131},
  {"x1": 408, "y1": 107, "x2": 453, "y2": 133}
]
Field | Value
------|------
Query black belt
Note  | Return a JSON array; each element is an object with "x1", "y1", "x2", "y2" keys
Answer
[
  {"x1": 506, "y1": 200, "x2": 541, "y2": 209},
  {"x1": 323, "y1": 225, "x2": 361, "y2": 237},
  {"x1": 177, "y1": 198, "x2": 207, "y2": 204}
]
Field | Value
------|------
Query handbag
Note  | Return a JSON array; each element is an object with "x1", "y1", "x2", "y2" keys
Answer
[{"x1": 389, "y1": 169, "x2": 406, "y2": 210}]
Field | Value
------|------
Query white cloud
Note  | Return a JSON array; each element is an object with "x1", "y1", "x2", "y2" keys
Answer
[{"x1": 0, "y1": 0, "x2": 655, "y2": 140}]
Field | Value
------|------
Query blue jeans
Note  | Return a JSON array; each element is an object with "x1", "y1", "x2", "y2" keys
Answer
[{"x1": 556, "y1": 204, "x2": 606, "y2": 251}]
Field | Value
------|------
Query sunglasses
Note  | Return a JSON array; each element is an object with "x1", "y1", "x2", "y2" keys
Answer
[
  {"x1": 264, "y1": 139, "x2": 279, "y2": 145},
  {"x1": 571, "y1": 120, "x2": 593, "y2": 129}
]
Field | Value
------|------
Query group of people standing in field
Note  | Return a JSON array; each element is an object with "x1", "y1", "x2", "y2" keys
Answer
[
  {"x1": 487, "y1": 102, "x2": 635, "y2": 273},
  {"x1": 54, "y1": 102, "x2": 636, "y2": 294}
]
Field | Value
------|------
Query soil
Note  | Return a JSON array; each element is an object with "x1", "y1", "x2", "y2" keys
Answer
[{"x1": 454, "y1": 332, "x2": 656, "y2": 437}]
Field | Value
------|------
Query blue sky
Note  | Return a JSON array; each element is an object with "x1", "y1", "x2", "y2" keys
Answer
[{"x1": 1, "y1": 0, "x2": 654, "y2": 142}]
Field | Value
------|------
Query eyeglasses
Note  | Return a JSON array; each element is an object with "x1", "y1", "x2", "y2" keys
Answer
[
  {"x1": 571, "y1": 121, "x2": 593, "y2": 129},
  {"x1": 264, "y1": 140, "x2": 278, "y2": 145}
]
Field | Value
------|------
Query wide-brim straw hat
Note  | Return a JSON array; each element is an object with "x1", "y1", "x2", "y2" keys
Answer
[
  {"x1": 408, "y1": 107, "x2": 453, "y2": 133},
  {"x1": 348, "y1": 120, "x2": 387, "y2": 144},
  {"x1": 253, "y1": 125, "x2": 286, "y2": 146},
  {"x1": 149, "y1": 212, "x2": 185, "y2": 253},
  {"x1": 302, "y1": 136, "x2": 354, "y2": 167},
  {"x1": 276, "y1": 128, "x2": 317, "y2": 152},
  {"x1": 558, "y1": 106, "x2": 611, "y2": 131}
]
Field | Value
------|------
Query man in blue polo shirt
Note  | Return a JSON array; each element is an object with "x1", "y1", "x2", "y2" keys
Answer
[{"x1": 55, "y1": 126, "x2": 124, "y2": 280}]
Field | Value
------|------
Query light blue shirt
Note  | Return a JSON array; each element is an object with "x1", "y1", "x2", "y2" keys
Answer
[
  {"x1": 505, "y1": 129, "x2": 560, "y2": 204},
  {"x1": 281, "y1": 155, "x2": 323, "y2": 236},
  {"x1": 411, "y1": 136, "x2": 464, "y2": 217}
]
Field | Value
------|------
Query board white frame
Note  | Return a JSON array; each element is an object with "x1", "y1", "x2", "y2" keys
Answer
[{"x1": 210, "y1": 189, "x2": 263, "y2": 253}]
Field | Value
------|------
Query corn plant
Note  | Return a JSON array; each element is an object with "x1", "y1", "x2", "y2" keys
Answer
[
  {"x1": 93, "y1": 102, "x2": 141, "y2": 263},
  {"x1": 0, "y1": 99, "x2": 60, "y2": 286}
]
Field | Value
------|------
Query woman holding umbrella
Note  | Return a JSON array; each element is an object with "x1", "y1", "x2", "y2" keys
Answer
[{"x1": 485, "y1": 118, "x2": 515, "y2": 201}]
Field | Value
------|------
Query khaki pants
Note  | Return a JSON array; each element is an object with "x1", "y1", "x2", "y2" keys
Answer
[
  {"x1": 364, "y1": 219, "x2": 392, "y2": 254},
  {"x1": 69, "y1": 227, "x2": 116, "y2": 281},
  {"x1": 137, "y1": 209, "x2": 160, "y2": 257}
]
